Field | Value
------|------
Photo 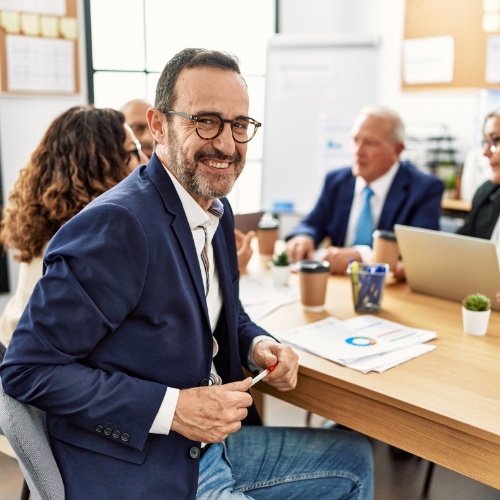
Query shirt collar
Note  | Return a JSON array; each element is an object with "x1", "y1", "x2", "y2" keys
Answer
[
  {"x1": 355, "y1": 161, "x2": 400, "y2": 198},
  {"x1": 162, "y1": 166, "x2": 222, "y2": 229}
]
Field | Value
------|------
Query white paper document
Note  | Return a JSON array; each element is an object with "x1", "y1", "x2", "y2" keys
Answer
[
  {"x1": 239, "y1": 276, "x2": 300, "y2": 323},
  {"x1": 280, "y1": 315, "x2": 437, "y2": 373}
]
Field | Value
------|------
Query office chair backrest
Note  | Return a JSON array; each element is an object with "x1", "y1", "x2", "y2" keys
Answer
[{"x1": 0, "y1": 372, "x2": 65, "y2": 500}]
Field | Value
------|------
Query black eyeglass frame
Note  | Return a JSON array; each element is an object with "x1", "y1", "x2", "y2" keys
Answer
[
  {"x1": 481, "y1": 135, "x2": 500, "y2": 154},
  {"x1": 163, "y1": 110, "x2": 262, "y2": 144},
  {"x1": 126, "y1": 147, "x2": 142, "y2": 162}
]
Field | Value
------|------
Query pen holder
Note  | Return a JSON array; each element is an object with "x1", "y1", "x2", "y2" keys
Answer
[{"x1": 348, "y1": 262, "x2": 389, "y2": 312}]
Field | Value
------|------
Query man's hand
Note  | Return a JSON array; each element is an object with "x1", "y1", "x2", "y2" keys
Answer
[
  {"x1": 171, "y1": 378, "x2": 253, "y2": 443},
  {"x1": 235, "y1": 228, "x2": 255, "y2": 275},
  {"x1": 286, "y1": 235, "x2": 315, "y2": 263},
  {"x1": 252, "y1": 340, "x2": 299, "y2": 392},
  {"x1": 322, "y1": 246, "x2": 361, "y2": 274}
]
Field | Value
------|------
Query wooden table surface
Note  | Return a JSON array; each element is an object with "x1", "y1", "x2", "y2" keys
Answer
[{"x1": 254, "y1": 271, "x2": 500, "y2": 490}]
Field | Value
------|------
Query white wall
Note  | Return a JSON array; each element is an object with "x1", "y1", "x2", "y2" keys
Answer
[
  {"x1": 279, "y1": 0, "x2": 484, "y2": 159},
  {"x1": 0, "y1": 0, "x2": 87, "y2": 309}
]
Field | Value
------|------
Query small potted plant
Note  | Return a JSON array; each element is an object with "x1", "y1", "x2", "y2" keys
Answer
[
  {"x1": 271, "y1": 251, "x2": 291, "y2": 286},
  {"x1": 462, "y1": 293, "x2": 491, "y2": 336}
]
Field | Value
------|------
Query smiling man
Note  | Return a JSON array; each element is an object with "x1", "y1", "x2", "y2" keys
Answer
[{"x1": 1, "y1": 49, "x2": 373, "y2": 499}]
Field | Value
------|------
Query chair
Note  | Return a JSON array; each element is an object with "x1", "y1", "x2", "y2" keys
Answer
[{"x1": 0, "y1": 342, "x2": 65, "y2": 500}]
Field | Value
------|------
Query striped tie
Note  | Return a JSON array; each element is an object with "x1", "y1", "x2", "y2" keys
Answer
[{"x1": 199, "y1": 199, "x2": 224, "y2": 296}]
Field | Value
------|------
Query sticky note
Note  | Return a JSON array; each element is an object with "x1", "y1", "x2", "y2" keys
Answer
[
  {"x1": 21, "y1": 13, "x2": 39, "y2": 36},
  {"x1": 41, "y1": 16, "x2": 58, "y2": 38},
  {"x1": 60, "y1": 17, "x2": 77, "y2": 40},
  {"x1": 0, "y1": 11, "x2": 20, "y2": 34}
]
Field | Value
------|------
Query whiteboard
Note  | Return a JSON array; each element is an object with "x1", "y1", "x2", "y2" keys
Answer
[{"x1": 261, "y1": 34, "x2": 379, "y2": 215}]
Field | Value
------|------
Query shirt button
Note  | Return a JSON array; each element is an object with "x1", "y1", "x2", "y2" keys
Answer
[
  {"x1": 199, "y1": 379, "x2": 210, "y2": 386},
  {"x1": 104, "y1": 427, "x2": 112, "y2": 436},
  {"x1": 94, "y1": 425, "x2": 104, "y2": 433},
  {"x1": 112, "y1": 430, "x2": 121, "y2": 439},
  {"x1": 120, "y1": 433, "x2": 130, "y2": 442},
  {"x1": 189, "y1": 447, "x2": 201, "y2": 459}
]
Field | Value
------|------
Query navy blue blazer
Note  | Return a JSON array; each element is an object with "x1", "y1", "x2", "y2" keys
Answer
[
  {"x1": 0, "y1": 155, "x2": 273, "y2": 499},
  {"x1": 287, "y1": 162, "x2": 444, "y2": 247}
]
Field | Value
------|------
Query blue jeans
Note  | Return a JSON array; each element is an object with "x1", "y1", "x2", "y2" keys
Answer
[{"x1": 197, "y1": 426, "x2": 373, "y2": 499}]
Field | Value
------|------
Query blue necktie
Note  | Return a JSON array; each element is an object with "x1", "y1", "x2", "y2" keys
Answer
[{"x1": 354, "y1": 186, "x2": 374, "y2": 246}]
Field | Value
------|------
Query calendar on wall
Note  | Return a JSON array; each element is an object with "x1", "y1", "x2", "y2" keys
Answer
[{"x1": 0, "y1": 0, "x2": 79, "y2": 94}]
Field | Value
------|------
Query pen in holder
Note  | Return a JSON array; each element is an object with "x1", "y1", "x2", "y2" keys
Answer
[{"x1": 348, "y1": 262, "x2": 389, "y2": 312}]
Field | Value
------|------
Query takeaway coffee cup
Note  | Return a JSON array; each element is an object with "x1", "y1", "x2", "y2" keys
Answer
[
  {"x1": 372, "y1": 230, "x2": 399, "y2": 273},
  {"x1": 257, "y1": 216, "x2": 279, "y2": 256},
  {"x1": 297, "y1": 260, "x2": 331, "y2": 312}
]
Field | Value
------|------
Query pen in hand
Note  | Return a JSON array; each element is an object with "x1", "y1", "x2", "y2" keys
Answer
[{"x1": 249, "y1": 364, "x2": 277, "y2": 387}]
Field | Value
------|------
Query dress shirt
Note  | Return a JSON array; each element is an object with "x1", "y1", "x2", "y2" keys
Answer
[
  {"x1": 150, "y1": 167, "x2": 272, "y2": 435},
  {"x1": 345, "y1": 162, "x2": 400, "y2": 262}
]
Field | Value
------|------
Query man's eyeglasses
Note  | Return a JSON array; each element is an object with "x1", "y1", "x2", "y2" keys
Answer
[
  {"x1": 163, "y1": 110, "x2": 261, "y2": 144},
  {"x1": 481, "y1": 136, "x2": 500, "y2": 153}
]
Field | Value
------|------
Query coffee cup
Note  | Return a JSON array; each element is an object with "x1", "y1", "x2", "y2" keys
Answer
[
  {"x1": 297, "y1": 260, "x2": 330, "y2": 312},
  {"x1": 372, "y1": 230, "x2": 399, "y2": 273},
  {"x1": 257, "y1": 218, "x2": 279, "y2": 256}
]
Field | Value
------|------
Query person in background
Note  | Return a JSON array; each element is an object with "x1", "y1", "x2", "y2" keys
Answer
[
  {"x1": 458, "y1": 107, "x2": 500, "y2": 262},
  {"x1": 0, "y1": 48, "x2": 373, "y2": 499},
  {"x1": 121, "y1": 98, "x2": 155, "y2": 158},
  {"x1": 286, "y1": 105, "x2": 444, "y2": 274},
  {"x1": 0, "y1": 105, "x2": 143, "y2": 348},
  {"x1": 234, "y1": 227, "x2": 255, "y2": 275},
  {"x1": 121, "y1": 98, "x2": 255, "y2": 273}
]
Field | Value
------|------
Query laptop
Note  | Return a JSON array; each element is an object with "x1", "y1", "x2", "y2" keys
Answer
[{"x1": 394, "y1": 224, "x2": 500, "y2": 311}]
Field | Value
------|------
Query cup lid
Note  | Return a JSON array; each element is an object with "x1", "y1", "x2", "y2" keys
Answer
[
  {"x1": 372, "y1": 229, "x2": 397, "y2": 242},
  {"x1": 258, "y1": 220, "x2": 279, "y2": 229},
  {"x1": 297, "y1": 260, "x2": 330, "y2": 273}
]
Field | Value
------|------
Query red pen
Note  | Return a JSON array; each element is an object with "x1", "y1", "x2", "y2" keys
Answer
[{"x1": 250, "y1": 364, "x2": 277, "y2": 387}]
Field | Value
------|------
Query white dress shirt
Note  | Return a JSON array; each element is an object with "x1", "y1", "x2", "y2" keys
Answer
[
  {"x1": 344, "y1": 162, "x2": 400, "y2": 262},
  {"x1": 150, "y1": 167, "x2": 272, "y2": 435}
]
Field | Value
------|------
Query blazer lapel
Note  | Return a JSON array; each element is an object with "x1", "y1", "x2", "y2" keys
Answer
[
  {"x1": 379, "y1": 163, "x2": 410, "y2": 229},
  {"x1": 145, "y1": 156, "x2": 210, "y2": 323}
]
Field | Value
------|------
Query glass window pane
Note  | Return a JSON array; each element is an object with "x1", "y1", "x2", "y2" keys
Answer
[
  {"x1": 147, "y1": 72, "x2": 160, "y2": 105},
  {"x1": 90, "y1": 0, "x2": 145, "y2": 70},
  {"x1": 144, "y1": 0, "x2": 274, "y2": 75},
  {"x1": 93, "y1": 72, "x2": 147, "y2": 109},
  {"x1": 227, "y1": 160, "x2": 262, "y2": 214}
]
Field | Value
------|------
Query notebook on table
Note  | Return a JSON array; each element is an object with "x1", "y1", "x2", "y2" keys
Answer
[{"x1": 394, "y1": 224, "x2": 500, "y2": 311}]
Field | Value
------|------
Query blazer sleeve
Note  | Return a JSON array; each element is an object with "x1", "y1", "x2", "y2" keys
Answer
[{"x1": 0, "y1": 204, "x2": 168, "y2": 452}]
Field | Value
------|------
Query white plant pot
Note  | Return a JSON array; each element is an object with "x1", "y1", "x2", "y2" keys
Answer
[
  {"x1": 271, "y1": 264, "x2": 291, "y2": 286},
  {"x1": 462, "y1": 307, "x2": 491, "y2": 336}
]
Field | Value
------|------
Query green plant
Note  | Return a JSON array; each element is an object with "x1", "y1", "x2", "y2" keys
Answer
[
  {"x1": 462, "y1": 293, "x2": 491, "y2": 312},
  {"x1": 272, "y1": 251, "x2": 290, "y2": 267}
]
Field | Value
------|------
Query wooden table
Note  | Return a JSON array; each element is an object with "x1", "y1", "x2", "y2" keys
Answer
[{"x1": 254, "y1": 273, "x2": 500, "y2": 490}]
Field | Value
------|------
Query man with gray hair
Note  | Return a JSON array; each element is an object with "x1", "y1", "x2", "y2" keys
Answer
[{"x1": 286, "y1": 105, "x2": 444, "y2": 274}]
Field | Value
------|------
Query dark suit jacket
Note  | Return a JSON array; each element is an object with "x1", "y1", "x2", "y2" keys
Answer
[
  {"x1": 458, "y1": 180, "x2": 500, "y2": 240},
  {"x1": 0, "y1": 156, "x2": 272, "y2": 499},
  {"x1": 287, "y1": 162, "x2": 444, "y2": 246}
]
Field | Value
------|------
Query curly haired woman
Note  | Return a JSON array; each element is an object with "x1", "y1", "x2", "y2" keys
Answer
[{"x1": 0, "y1": 105, "x2": 147, "y2": 348}]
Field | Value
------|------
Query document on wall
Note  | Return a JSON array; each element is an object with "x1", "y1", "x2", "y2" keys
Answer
[
  {"x1": 239, "y1": 275, "x2": 300, "y2": 323},
  {"x1": 279, "y1": 315, "x2": 437, "y2": 373},
  {"x1": 6, "y1": 34, "x2": 75, "y2": 93}
]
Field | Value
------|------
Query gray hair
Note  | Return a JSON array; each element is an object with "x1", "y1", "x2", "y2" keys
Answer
[
  {"x1": 483, "y1": 107, "x2": 500, "y2": 127},
  {"x1": 357, "y1": 105, "x2": 405, "y2": 143}
]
